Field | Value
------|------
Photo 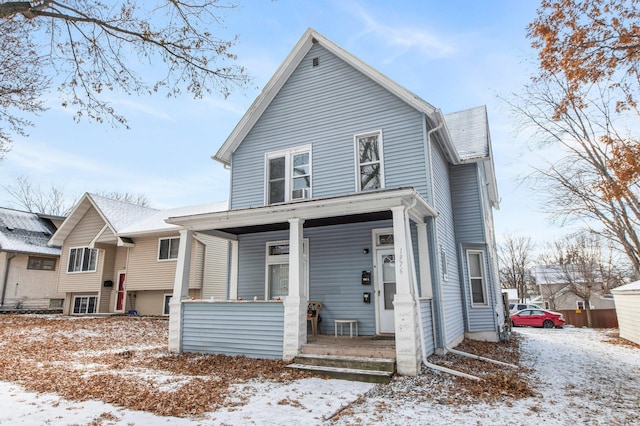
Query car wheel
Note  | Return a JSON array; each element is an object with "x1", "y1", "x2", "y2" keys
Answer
[{"x1": 543, "y1": 320, "x2": 554, "y2": 329}]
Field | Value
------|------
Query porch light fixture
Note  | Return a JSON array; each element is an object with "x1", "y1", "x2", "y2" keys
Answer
[{"x1": 363, "y1": 248, "x2": 369, "y2": 254}]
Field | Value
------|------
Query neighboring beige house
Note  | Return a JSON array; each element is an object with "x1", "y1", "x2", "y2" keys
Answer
[
  {"x1": 612, "y1": 281, "x2": 640, "y2": 346},
  {"x1": 49, "y1": 193, "x2": 228, "y2": 316},
  {"x1": 0, "y1": 207, "x2": 65, "y2": 310},
  {"x1": 534, "y1": 265, "x2": 615, "y2": 311}
]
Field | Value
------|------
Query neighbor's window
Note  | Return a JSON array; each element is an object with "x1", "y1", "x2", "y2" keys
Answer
[
  {"x1": 73, "y1": 296, "x2": 97, "y2": 314},
  {"x1": 355, "y1": 130, "x2": 384, "y2": 191},
  {"x1": 467, "y1": 250, "x2": 487, "y2": 306},
  {"x1": 163, "y1": 294, "x2": 172, "y2": 316},
  {"x1": 265, "y1": 240, "x2": 308, "y2": 299},
  {"x1": 28, "y1": 256, "x2": 56, "y2": 271},
  {"x1": 67, "y1": 247, "x2": 98, "y2": 273},
  {"x1": 158, "y1": 237, "x2": 180, "y2": 260},
  {"x1": 266, "y1": 146, "x2": 311, "y2": 204}
]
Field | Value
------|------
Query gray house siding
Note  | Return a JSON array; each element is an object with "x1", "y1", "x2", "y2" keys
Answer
[
  {"x1": 236, "y1": 220, "x2": 393, "y2": 336},
  {"x1": 432, "y1": 142, "x2": 465, "y2": 346},
  {"x1": 450, "y1": 163, "x2": 497, "y2": 333},
  {"x1": 230, "y1": 43, "x2": 429, "y2": 210},
  {"x1": 450, "y1": 164, "x2": 484, "y2": 243},
  {"x1": 182, "y1": 302, "x2": 284, "y2": 359},
  {"x1": 419, "y1": 299, "x2": 435, "y2": 356}
]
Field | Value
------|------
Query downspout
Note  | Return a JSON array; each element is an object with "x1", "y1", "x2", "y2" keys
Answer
[
  {"x1": 425, "y1": 116, "x2": 448, "y2": 351},
  {"x1": 1, "y1": 252, "x2": 17, "y2": 307}
]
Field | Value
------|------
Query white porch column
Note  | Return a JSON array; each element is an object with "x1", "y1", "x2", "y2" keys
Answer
[
  {"x1": 229, "y1": 240, "x2": 239, "y2": 300},
  {"x1": 169, "y1": 229, "x2": 193, "y2": 353},
  {"x1": 391, "y1": 206, "x2": 421, "y2": 376},
  {"x1": 417, "y1": 223, "x2": 433, "y2": 298},
  {"x1": 283, "y1": 218, "x2": 307, "y2": 360}
]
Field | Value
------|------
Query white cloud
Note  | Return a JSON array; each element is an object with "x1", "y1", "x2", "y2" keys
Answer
[{"x1": 344, "y1": 2, "x2": 457, "y2": 62}]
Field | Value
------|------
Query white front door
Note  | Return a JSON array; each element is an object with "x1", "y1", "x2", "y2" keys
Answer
[{"x1": 376, "y1": 249, "x2": 396, "y2": 333}]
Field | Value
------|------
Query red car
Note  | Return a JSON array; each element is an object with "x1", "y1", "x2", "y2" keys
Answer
[{"x1": 510, "y1": 309, "x2": 565, "y2": 329}]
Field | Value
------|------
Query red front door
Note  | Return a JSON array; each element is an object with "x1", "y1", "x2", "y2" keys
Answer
[{"x1": 116, "y1": 273, "x2": 126, "y2": 311}]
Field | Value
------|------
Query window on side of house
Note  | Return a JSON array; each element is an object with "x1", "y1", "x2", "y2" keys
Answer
[
  {"x1": 355, "y1": 130, "x2": 384, "y2": 192},
  {"x1": 158, "y1": 237, "x2": 180, "y2": 261},
  {"x1": 73, "y1": 296, "x2": 97, "y2": 314},
  {"x1": 265, "y1": 240, "x2": 309, "y2": 300},
  {"x1": 67, "y1": 247, "x2": 98, "y2": 273},
  {"x1": 27, "y1": 256, "x2": 57, "y2": 271},
  {"x1": 576, "y1": 301, "x2": 593, "y2": 310},
  {"x1": 440, "y1": 245, "x2": 448, "y2": 281},
  {"x1": 467, "y1": 250, "x2": 487, "y2": 306},
  {"x1": 163, "y1": 294, "x2": 172, "y2": 316},
  {"x1": 265, "y1": 146, "x2": 312, "y2": 205}
]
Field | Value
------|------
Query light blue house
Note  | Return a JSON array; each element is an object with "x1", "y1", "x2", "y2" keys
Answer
[{"x1": 167, "y1": 29, "x2": 505, "y2": 376}]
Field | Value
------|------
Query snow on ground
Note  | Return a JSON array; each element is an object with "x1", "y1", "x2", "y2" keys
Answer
[{"x1": 0, "y1": 324, "x2": 638, "y2": 425}]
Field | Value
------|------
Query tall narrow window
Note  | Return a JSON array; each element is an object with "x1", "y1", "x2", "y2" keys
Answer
[
  {"x1": 68, "y1": 248, "x2": 98, "y2": 273},
  {"x1": 265, "y1": 240, "x2": 308, "y2": 299},
  {"x1": 355, "y1": 131, "x2": 384, "y2": 191},
  {"x1": 266, "y1": 146, "x2": 311, "y2": 204},
  {"x1": 158, "y1": 237, "x2": 180, "y2": 260},
  {"x1": 467, "y1": 250, "x2": 487, "y2": 306},
  {"x1": 440, "y1": 245, "x2": 448, "y2": 281}
]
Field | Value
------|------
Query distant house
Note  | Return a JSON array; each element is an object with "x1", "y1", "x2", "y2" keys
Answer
[
  {"x1": 0, "y1": 207, "x2": 65, "y2": 310},
  {"x1": 48, "y1": 193, "x2": 228, "y2": 316},
  {"x1": 611, "y1": 281, "x2": 640, "y2": 346},
  {"x1": 166, "y1": 28, "x2": 505, "y2": 376},
  {"x1": 534, "y1": 264, "x2": 614, "y2": 311}
]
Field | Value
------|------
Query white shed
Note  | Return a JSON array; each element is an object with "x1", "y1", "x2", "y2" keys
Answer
[{"x1": 611, "y1": 280, "x2": 640, "y2": 346}]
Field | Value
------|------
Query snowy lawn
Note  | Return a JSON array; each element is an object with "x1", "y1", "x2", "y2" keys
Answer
[{"x1": 0, "y1": 315, "x2": 638, "y2": 425}]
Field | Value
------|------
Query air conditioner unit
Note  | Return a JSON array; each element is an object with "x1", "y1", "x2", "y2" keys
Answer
[{"x1": 291, "y1": 188, "x2": 310, "y2": 200}]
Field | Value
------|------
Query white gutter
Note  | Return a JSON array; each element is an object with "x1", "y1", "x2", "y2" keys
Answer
[{"x1": 445, "y1": 347, "x2": 518, "y2": 369}]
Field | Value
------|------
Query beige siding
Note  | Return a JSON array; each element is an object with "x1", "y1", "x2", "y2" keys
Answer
[
  {"x1": 57, "y1": 208, "x2": 108, "y2": 293},
  {"x1": 197, "y1": 234, "x2": 229, "y2": 300},
  {"x1": 0, "y1": 252, "x2": 64, "y2": 309},
  {"x1": 123, "y1": 234, "x2": 205, "y2": 292},
  {"x1": 99, "y1": 286, "x2": 112, "y2": 313},
  {"x1": 614, "y1": 293, "x2": 640, "y2": 345}
]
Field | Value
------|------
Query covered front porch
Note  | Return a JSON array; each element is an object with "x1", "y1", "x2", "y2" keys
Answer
[{"x1": 167, "y1": 188, "x2": 439, "y2": 376}]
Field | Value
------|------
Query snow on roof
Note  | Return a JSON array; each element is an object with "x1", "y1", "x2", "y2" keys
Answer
[
  {"x1": 0, "y1": 207, "x2": 61, "y2": 255},
  {"x1": 88, "y1": 194, "x2": 159, "y2": 232},
  {"x1": 612, "y1": 280, "x2": 640, "y2": 293},
  {"x1": 119, "y1": 201, "x2": 228, "y2": 235},
  {"x1": 444, "y1": 106, "x2": 490, "y2": 161}
]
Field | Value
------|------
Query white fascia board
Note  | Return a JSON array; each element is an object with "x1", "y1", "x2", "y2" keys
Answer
[
  {"x1": 167, "y1": 189, "x2": 437, "y2": 231},
  {"x1": 48, "y1": 193, "x2": 92, "y2": 246},
  {"x1": 214, "y1": 29, "x2": 315, "y2": 165}
]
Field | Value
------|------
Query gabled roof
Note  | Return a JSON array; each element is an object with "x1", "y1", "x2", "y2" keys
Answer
[
  {"x1": 534, "y1": 264, "x2": 603, "y2": 286},
  {"x1": 214, "y1": 28, "x2": 438, "y2": 165},
  {"x1": 0, "y1": 207, "x2": 61, "y2": 255},
  {"x1": 612, "y1": 280, "x2": 640, "y2": 293},
  {"x1": 49, "y1": 193, "x2": 228, "y2": 246}
]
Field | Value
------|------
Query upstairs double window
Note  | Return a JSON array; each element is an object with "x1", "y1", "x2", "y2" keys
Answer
[
  {"x1": 68, "y1": 247, "x2": 98, "y2": 273},
  {"x1": 266, "y1": 146, "x2": 311, "y2": 205}
]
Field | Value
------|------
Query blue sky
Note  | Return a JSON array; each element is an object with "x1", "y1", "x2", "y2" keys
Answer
[{"x1": 0, "y1": 0, "x2": 563, "y2": 245}]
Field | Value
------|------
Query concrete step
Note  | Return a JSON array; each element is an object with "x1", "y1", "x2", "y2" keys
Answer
[
  {"x1": 300, "y1": 343, "x2": 396, "y2": 359},
  {"x1": 293, "y1": 353, "x2": 395, "y2": 372},
  {"x1": 287, "y1": 363, "x2": 393, "y2": 384}
]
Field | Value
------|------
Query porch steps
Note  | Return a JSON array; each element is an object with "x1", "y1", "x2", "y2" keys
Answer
[
  {"x1": 300, "y1": 342, "x2": 396, "y2": 359},
  {"x1": 288, "y1": 354, "x2": 395, "y2": 383}
]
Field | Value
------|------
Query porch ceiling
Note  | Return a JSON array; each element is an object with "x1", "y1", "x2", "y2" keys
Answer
[{"x1": 166, "y1": 188, "x2": 436, "y2": 236}]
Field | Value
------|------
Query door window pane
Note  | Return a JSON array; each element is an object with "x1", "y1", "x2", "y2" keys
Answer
[
  {"x1": 268, "y1": 264, "x2": 289, "y2": 299},
  {"x1": 384, "y1": 282, "x2": 396, "y2": 310}
]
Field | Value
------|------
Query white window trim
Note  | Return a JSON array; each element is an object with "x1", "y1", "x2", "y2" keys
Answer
[
  {"x1": 576, "y1": 300, "x2": 593, "y2": 310},
  {"x1": 354, "y1": 129, "x2": 385, "y2": 192},
  {"x1": 163, "y1": 293, "x2": 172, "y2": 316},
  {"x1": 67, "y1": 247, "x2": 99, "y2": 274},
  {"x1": 157, "y1": 237, "x2": 180, "y2": 261},
  {"x1": 264, "y1": 239, "x2": 309, "y2": 300},
  {"x1": 467, "y1": 249, "x2": 488, "y2": 307},
  {"x1": 72, "y1": 295, "x2": 98, "y2": 314},
  {"x1": 264, "y1": 145, "x2": 312, "y2": 205}
]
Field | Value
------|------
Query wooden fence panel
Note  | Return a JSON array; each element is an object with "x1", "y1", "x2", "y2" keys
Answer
[{"x1": 558, "y1": 309, "x2": 619, "y2": 328}]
